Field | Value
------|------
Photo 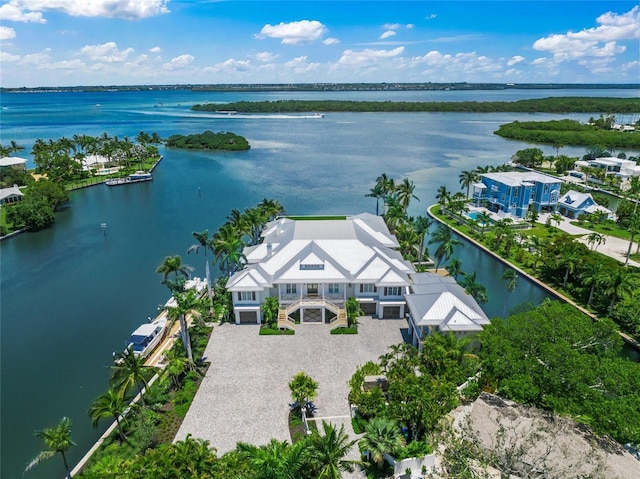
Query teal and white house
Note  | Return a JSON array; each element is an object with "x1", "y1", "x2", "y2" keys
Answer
[
  {"x1": 227, "y1": 214, "x2": 414, "y2": 325},
  {"x1": 472, "y1": 171, "x2": 562, "y2": 218}
]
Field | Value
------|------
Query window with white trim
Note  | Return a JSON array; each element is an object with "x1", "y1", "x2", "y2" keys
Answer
[
  {"x1": 285, "y1": 283, "x2": 297, "y2": 294},
  {"x1": 360, "y1": 283, "x2": 377, "y2": 293},
  {"x1": 328, "y1": 283, "x2": 339, "y2": 294},
  {"x1": 384, "y1": 286, "x2": 401, "y2": 296},
  {"x1": 238, "y1": 291, "x2": 256, "y2": 301}
]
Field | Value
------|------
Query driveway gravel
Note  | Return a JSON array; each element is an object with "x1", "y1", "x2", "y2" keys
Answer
[{"x1": 175, "y1": 317, "x2": 407, "y2": 462}]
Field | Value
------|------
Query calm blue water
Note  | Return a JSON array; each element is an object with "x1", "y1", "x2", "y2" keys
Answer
[{"x1": 1, "y1": 88, "x2": 638, "y2": 479}]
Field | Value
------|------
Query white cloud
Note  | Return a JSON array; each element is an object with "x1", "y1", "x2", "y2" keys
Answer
[
  {"x1": 0, "y1": 2, "x2": 45, "y2": 23},
  {"x1": 19, "y1": 50, "x2": 50, "y2": 65},
  {"x1": 149, "y1": 46, "x2": 162, "y2": 53},
  {"x1": 0, "y1": 51, "x2": 20, "y2": 61},
  {"x1": 406, "y1": 24, "x2": 414, "y2": 29},
  {"x1": 533, "y1": 6, "x2": 638, "y2": 61},
  {"x1": 425, "y1": 14, "x2": 437, "y2": 20},
  {"x1": 163, "y1": 54, "x2": 194, "y2": 69},
  {"x1": 256, "y1": 20, "x2": 327, "y2": 45},
  {"x1": 507, "y1": 55, "x2": 525, "y2": 66},
  {"x1": 338, "y1": 46, "x2": 405, "y2": 66},
  {"x1": 383, "y1": 23, "x2": 401, "y2": 30},
  {"x1": 322, "y1": 37, "x2": 340, "y2": 46},
  {"x1": 379, "y1": 31, "x2": 396, "y2": 40},
  {"x1": 79, "y1": 42, "x2": 134, "y2": 62},
  {"x1": 411, "y1": 50, "x2": 503, "y2": 75},
  {"x1": 284, "y1": 55, "x2": 320, "y2": 75},
  {"x1": 209, "y1": 58, "x2": 251, "y2": 74},
  {"x1": 255, "y1": 51, "x2": 278, "y2": 62},
  {"x1": 45, "y1": 58, "x2": 86, "y2": 70},
  {"x1": 3, "y1": 0, "x2": 169, "y2": 21},
  {"x1": 0, "y1": 26, "x2": 17, "y2": 40}
]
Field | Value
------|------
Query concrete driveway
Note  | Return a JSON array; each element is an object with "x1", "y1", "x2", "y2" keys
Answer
[{"x1": 175, "y1": 317, "x2": 407, "y2": 457}]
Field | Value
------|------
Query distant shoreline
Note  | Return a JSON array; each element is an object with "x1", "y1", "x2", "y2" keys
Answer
[{"x1": 2, "y1": 82, "x2": 639, "y2": 94}]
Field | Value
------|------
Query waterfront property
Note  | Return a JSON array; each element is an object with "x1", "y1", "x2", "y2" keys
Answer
[
  {"x1": 0, "y1": 156, "x2": 27, "y2": 170},
  {"x1": 0, "y1": 185, "x2": 24, "y2": 205},
  {"x1": 575, "y1": 156, "x2": 640, "y2": 187},
  {"x1": 227, "y1": 213, "x2": 414, "y2": 325},
  {"x1": 557, "y1": 190, "x2": 613, "y2": 220},
  {"x1": 473, "y1": 171, "x2": 561, "y2": 218},
  {"x1": 405, "y1": 273, "x2": 490, "y2": 347}
]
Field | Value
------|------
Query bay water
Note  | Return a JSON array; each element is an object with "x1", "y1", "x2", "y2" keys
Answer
[{"x1": 1, "y1": 88, "x2": 637, "y2": 478}]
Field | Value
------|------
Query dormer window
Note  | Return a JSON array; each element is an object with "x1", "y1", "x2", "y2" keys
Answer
[{"x1": 300, "y1": 263, "x2": 324, "y2": 270}]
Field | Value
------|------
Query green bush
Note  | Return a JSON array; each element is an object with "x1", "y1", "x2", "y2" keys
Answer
[{"x1": 330, "y1": 326, "x2": 358, "y2": 334}]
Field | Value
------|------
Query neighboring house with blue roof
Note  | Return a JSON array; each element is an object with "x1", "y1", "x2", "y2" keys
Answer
[
  {"x1": 472, "y1": 171, "x2": 562, "y2": 218},
  {"x1": 557, "y1": 190, "x2": 613, "y2": 220}
]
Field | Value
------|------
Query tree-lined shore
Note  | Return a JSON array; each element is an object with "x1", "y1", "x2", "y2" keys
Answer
[{"x1": 193, "y1": 97, "x2": 640, "y2": 113}]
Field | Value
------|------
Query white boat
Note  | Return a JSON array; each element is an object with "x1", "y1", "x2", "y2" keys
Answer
[
  {"x1": 105, "y1": 171, "x2": 152, "y2": 186},
  {"x1": 125, "y1": 316, "x2": 168, "y2": 359}
]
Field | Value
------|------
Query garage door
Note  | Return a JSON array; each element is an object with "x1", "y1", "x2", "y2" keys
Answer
[
  {"x1": 359, "y1": 302, "x2": 377, "y2": 316},
  {"x1": 382, "y1": 306, "x2": 401, "y2": 319},
  {"x1": 239, "y1": 311, "x2": 258, "y2": 324}
]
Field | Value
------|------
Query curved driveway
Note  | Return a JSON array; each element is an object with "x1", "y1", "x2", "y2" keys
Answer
[{"x1": 175, "y1": 318, "x2": 407, "y2": 459}]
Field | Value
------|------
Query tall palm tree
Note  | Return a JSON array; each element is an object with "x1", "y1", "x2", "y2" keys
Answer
[
  {"x1": 556, "y1": 244, "x2": 581, "y2": 288},
  {"x1": 501, "y1": 268, "x2": 518, "y2": 317},
  {"x1": 476, "y1": 211, "x2": 492, "y2": 235},
  {"x1": 188, "y1": 229, "x2": 215, "y2": 308},
  {"x1": 435, "y1": 185, "x2": 451, "y2": 209},
  {"x1": 365, "y1": 183, "x2": 385, "y2": 216},
  {"x1": 600, "y1": 267, "x2": 637, "y2": 311},
  {"x1": 459, "y1": 170, "x2": 479, "y2": 198},
  {"x1": 428, "y1": 224, "x2": 462, "y2": 272},
  {"x1": 382, "y1": 194, "x2": 407, "y2": 234},
  {"x1": 375, "y1": 173, "x2": 396, "y2": 213},
  {"x1": 396, "y1": 177, "x2": 419, "y2": 212},
  {"x1": 412, "y1": 215, "x2": 432, "y2": 267},
  {"x1": 166, "y1": 289, "x2": 205, "y2": 363},
  {"x1": 156, "y1": 255, "x2": 194, "y2": 293},
  {"x1": 624, "y1": 177, "x2": 640, "y2": 266},
  {"x1": 580, "y1": 261, "x2": 603, "y2": 307},
  {"x1": 358, "y1": 417, "x2": 405, "y2": 468},
  {"x1": 213, "y1": 231, "x2": 247, "y2": 276},
  {"x1": 586, "y1": 232, "x2": 606, "y2": 251},
  {"x1": 243, "y1": 206, "x2": 268, "y2": 246},
  {"x1": 24, "y1": 417, "x2": 76, "y2": 479},
  {"x1": 447, "y1": 258, "x2": 464, "y2": 280},
  {"x1": 309, "y1": 421, "x2": 360, "y2": 479},
  {"x1": 461, "y1": 271, "x2": 489, "y2": 304},
  {"x1": 111, "y1": 346, "x2": 155, "y2": 405},
  {"x1": 88, "y1": 387, "x2": 129, "y2": 443}
]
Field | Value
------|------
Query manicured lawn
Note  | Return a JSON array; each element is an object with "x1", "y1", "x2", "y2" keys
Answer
[
  {"x1": 259, "y1": 327, "x2": 295, "y2": 335},
  {"x1": 569, "y1": 220, "x2": 633, "y2": 241}
]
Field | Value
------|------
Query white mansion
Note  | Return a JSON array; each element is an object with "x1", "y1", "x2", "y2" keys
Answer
[{"x1": 227, "y1": 213, "x2": 489, "y2": 343}]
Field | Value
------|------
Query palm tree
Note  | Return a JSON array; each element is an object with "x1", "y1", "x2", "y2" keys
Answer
[
  {"x1": 309, "y1": 421, "x2": 360, "y2": 479},
  {"x1": 412, "y1": 215, "x2": 432, "y2": 267},
  {"x1": 461, "y1": 271, "x2": 489, "y2": 305},
  {"x1": 213, "y1": 229, "x2": 247, "y2": 276},
  {"x1": 156, "y1": 255, "x2": 194, "y2": 293},
  {"x1": 243, "y1": 206, "x2": 268, "y2": 246},
  {"x1": 237, "y1": 439, "x2": 308, "y2": 479},
  {"x1": 459, "y1": 170, "x2": 479, "y2": 198},
  {"x1": 288, "y1": 372, "x2": 318, "y2": 405},
  {"x1": 600, "y1": 267, "x2": 637, "y2": 311},
  {"x1": 365, "y1": 183, "x2": 385, "y2": 216},
  {"x1": 166, "y1": 289, "x2": 205, "y2": 363},
  {"x1": 525, "y1": 208, "x2": 539, "y2": 227},
  {"x1": 580, "y1": 261, "x2": 603, "y2": 307},
  {"x1": 476, "y1": 211, "x2": 492, "y2": 235},
  {"x1": 501, "y1": 268, "x2": 518, "y2": 317},
  {"x1": 188, "y1": 229, "x2": 215, "y2": 310},
  {"x1": 447, "y1": 258, "x2": 464, "y2": 280},
  {"x1": 375, "y1": 173, "x2": 396, "y2": 213},
  {"x1": 88, "y1": 387, "x2": 129, "y2": 443},
  {"x1": 556, "y1": 244, "x2": 581, "y2": 288},
  {"x1": 24, "y1": 417, "x2": 76, "y2": 479},
  {"x1": 435, "y1": 185, "x2": 451, "y2": 209},
  {"x1": 257, "y1": 197, "x2": 286, "y2": 221},
  {"x1": 624, "y1": 177, "x2": 640, "y2": 266},
  {"x1": 111, "y1": 346, "x2": 155, "y2": 405},
  {"x1": 551, "y1": 212, "x2": 564, "y2": 230},
  {"x1": 358, "y1": 417, "x2": 405, "y2": 468},
  {"x1": 428, "y1": 224, "x2": 462, "y2": 272},
  {"x1": 586, "y1": 232, "x2": 606, "y2": 251},
  {"x1": 382, "y1": 194, "x2": 407, "y2": 234},
  {"x1": 396, "y1": 177, "x2": 419, "y2": 212}
]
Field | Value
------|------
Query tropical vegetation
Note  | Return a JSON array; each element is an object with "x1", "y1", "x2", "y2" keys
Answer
[{"x1": 165, "y1": 130, "x2": 250, "y2": 151}]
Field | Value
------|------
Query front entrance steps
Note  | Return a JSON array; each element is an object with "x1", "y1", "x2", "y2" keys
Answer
[{"x1": 277, "y1": 298, "x2": 349, "y2": 331}]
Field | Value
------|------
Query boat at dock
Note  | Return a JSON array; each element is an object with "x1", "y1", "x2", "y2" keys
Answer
[
  {"x1": 122, "y1": 316, "x2": 168, "y2": 359},
  {"x1": 105, "y1": 171, "x2": 152, "y2": 186}
]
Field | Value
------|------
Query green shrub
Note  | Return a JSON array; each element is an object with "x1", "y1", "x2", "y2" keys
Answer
[{"x1": 330, "y1": 326, "x2": 358, "y2": 334}]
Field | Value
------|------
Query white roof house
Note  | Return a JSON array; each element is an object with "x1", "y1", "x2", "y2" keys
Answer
[
  {"x1": 405, "y1": 273, "x2": 490, "y2": 345},
  {"x1": 0, "y1": 186, "x2": 24, "y2": 205},
  {"x1": 227, "y1": 213, "x2": 414, "y2": 325},
  {"x1": 0, "y1": 157, "x2": 28, "y2": 169}
]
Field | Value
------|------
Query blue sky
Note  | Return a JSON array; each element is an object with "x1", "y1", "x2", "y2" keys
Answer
[{"x1": 0, "y1": 1, "x2": 638, "y2": 87}]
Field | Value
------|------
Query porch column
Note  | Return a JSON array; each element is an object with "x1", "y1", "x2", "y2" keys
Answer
[
  {"x1": 278, "y1": 285, "x2": 281, "y2": 302},
  {"x1": 322, "y1": 283, "x2": 325, "y2": 300}
]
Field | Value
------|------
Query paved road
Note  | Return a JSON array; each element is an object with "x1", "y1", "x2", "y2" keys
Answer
[{"x1": 175, "y1": 317, "x2": 408, "y2": 473}]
